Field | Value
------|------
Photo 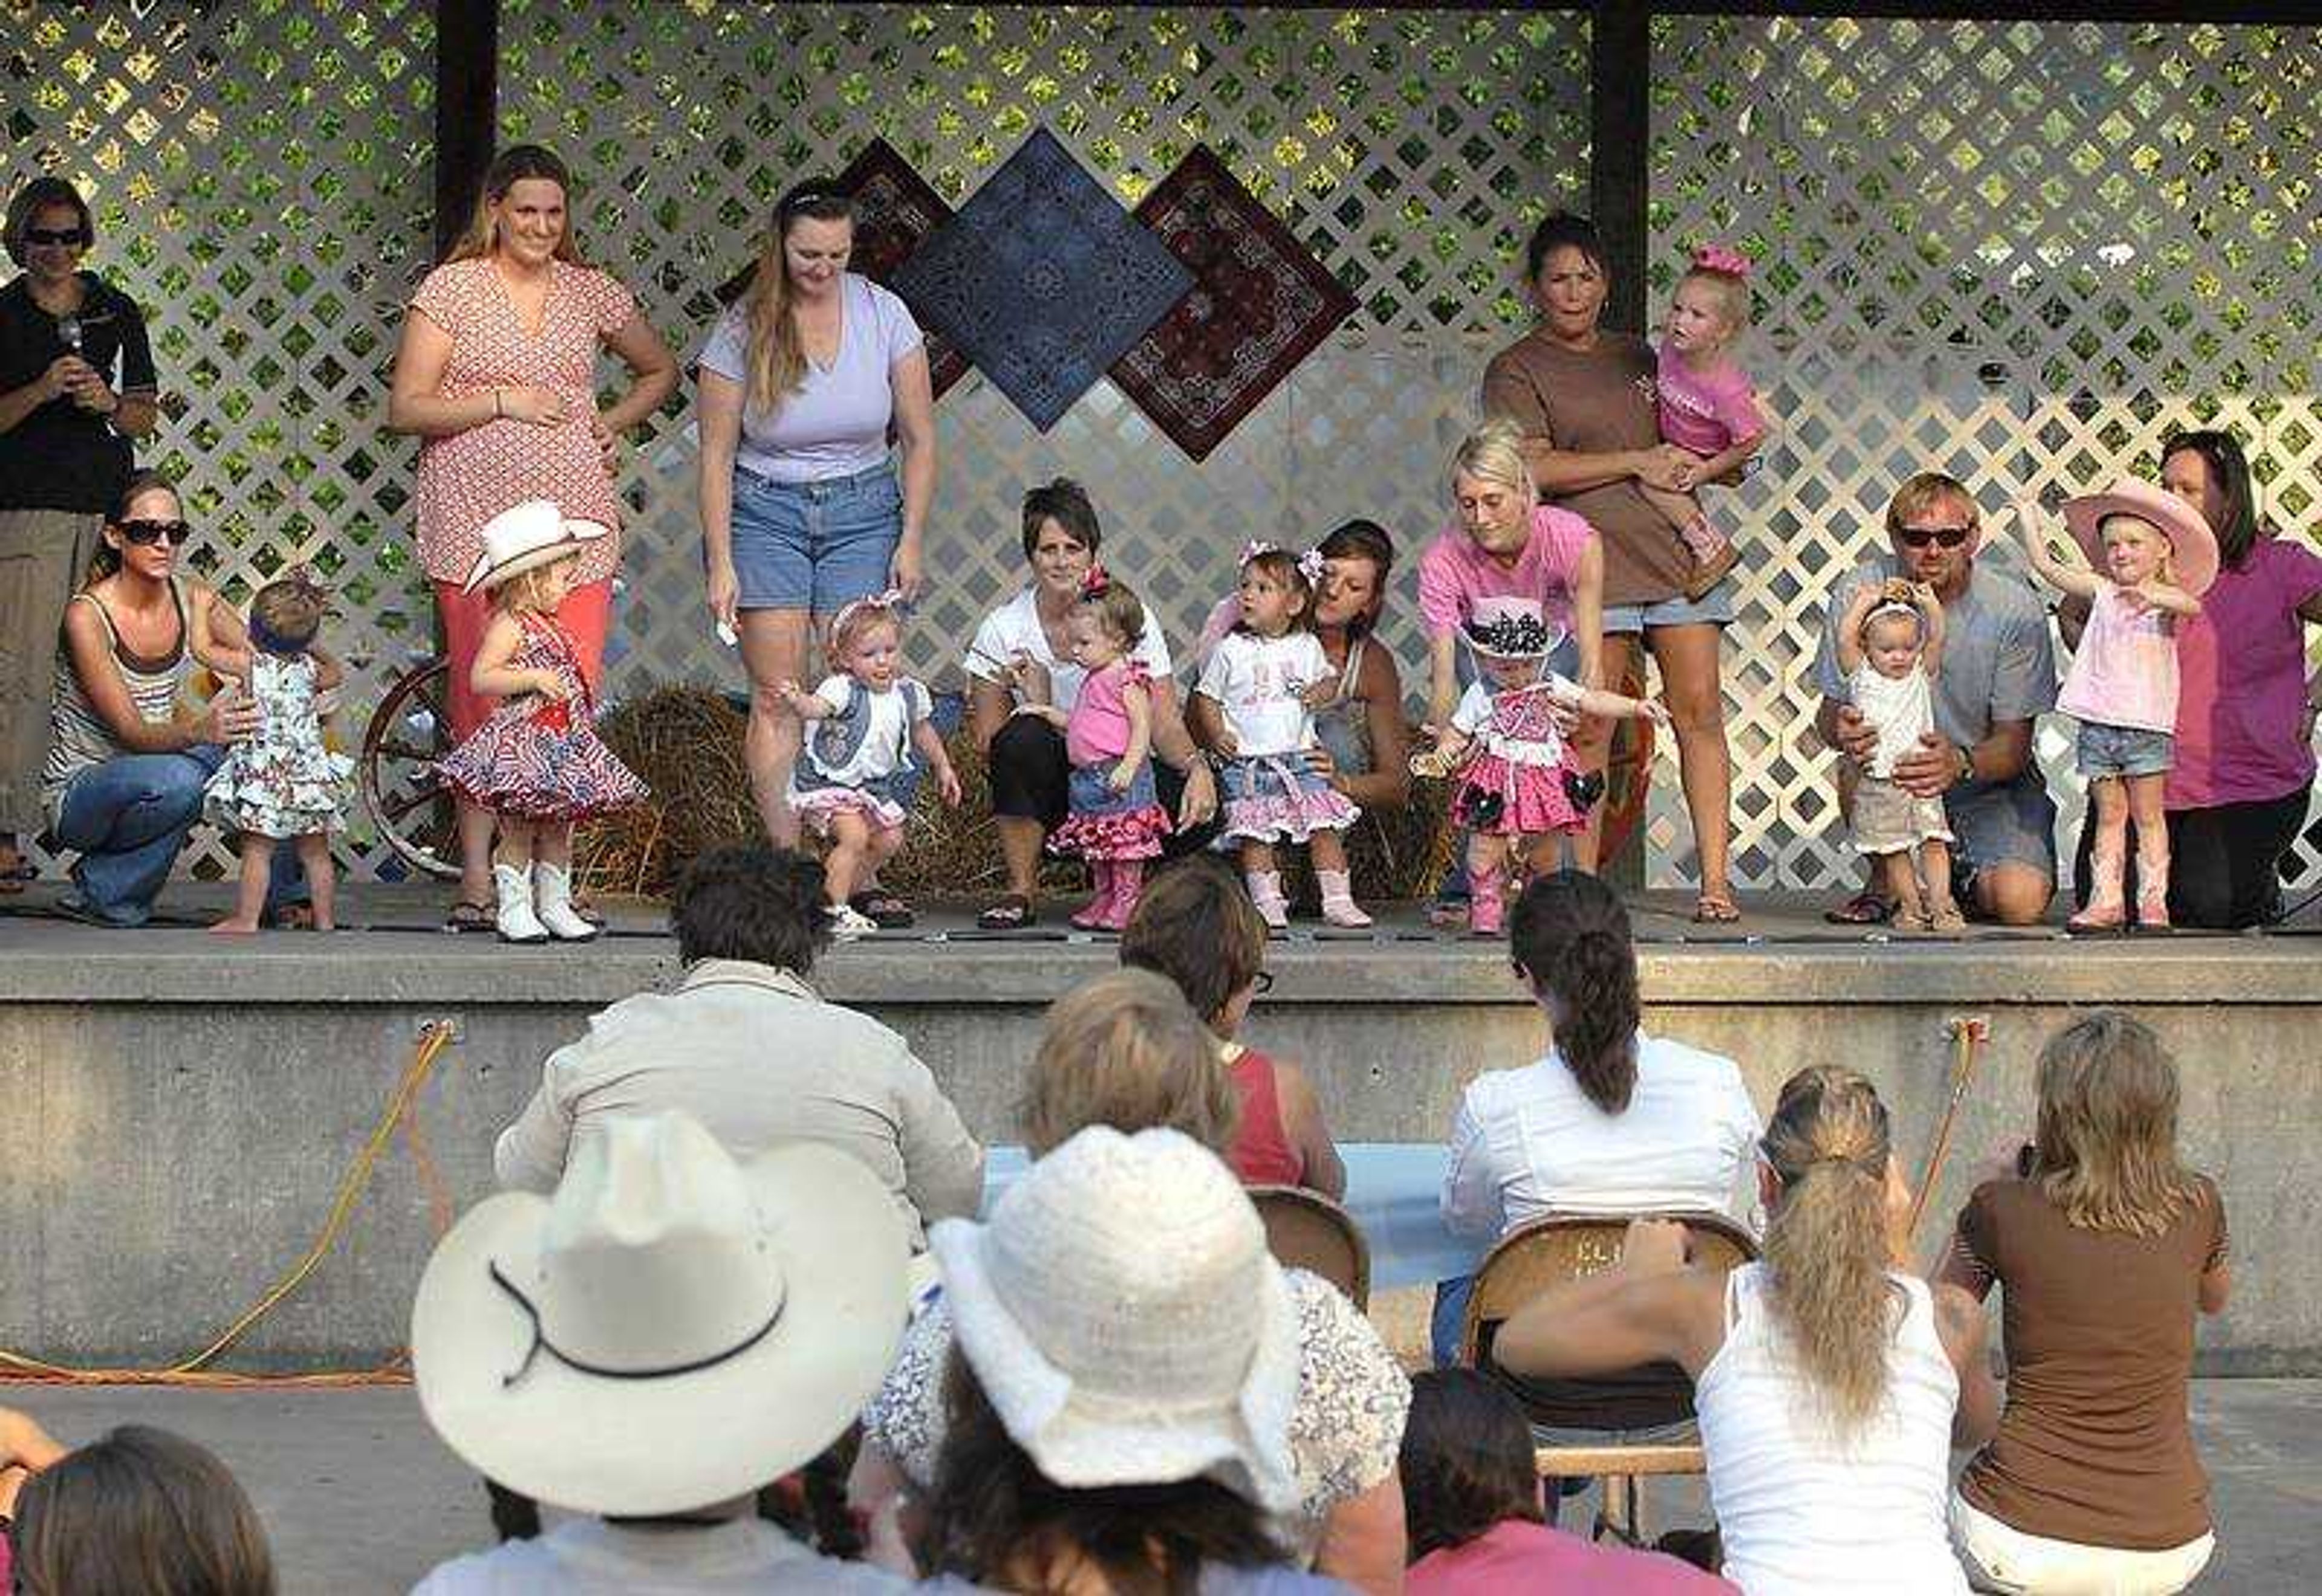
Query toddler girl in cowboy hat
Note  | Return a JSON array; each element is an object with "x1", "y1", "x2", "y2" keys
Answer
[
  {"x1": 2009, "y1": 479, "x2": 2217, "y2": 932},
  {"x1": 435, "y1": 499, "x2": 646, "y2": 944},
  {"x1": 1410, "y1": 611, "x2": 1667, "y2": 936}
]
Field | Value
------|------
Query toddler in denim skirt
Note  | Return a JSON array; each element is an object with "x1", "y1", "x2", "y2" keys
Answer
[{"x1": 2009, "y1": 479, "x2": 2217, "y2": 932}]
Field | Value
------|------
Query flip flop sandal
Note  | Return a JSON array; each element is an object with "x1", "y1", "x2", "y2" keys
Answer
[
  {"x1": 265, "y1": 903, "x2": 317, "y2": 932},
  {"x1": 1822, "y1": 890, "x2": 1895, "y2": 926},
  {"x1": 443, "y1": 898, "x2": 495, "y2": 934},
  {"x1": 851, "y1": 891, "x2": 916, "y2": 930},
  {"x1": 975, "y1": 894, "x2": 1037, "y2": 932},
  {"x1": 1692, "y1": 892, "x2": 1742, "y2": 924}
]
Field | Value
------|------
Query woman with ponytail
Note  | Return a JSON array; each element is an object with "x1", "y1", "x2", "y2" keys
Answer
[
  {"x1": 1497, "y1": 1066, "x2": 2000, "y2": 1594},
  {"x1": 1437, "y1": 871, "x2": 1758, "y2": 1366}
]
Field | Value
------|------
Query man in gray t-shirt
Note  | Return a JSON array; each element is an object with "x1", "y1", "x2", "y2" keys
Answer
[{"x1": 1813, "y1": 473, "x2": 2060, "y2": 926}]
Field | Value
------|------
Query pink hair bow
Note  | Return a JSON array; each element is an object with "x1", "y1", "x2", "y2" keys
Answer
[
  {"x1": 1238, "y1": 539, "x2": 1279, "y2": 568},
  {"x1": 1079, "y1": 563, "x2": 1111, "y2": 599},
  {"x1": 1692, "y1": 242, "x2": 1751, "y2": 278}
]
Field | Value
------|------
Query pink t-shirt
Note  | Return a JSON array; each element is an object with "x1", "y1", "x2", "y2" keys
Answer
[
  {"x1": 1408, "y1": 1520, "x2": 1739, "y2": 1596},
  {"x1": 1064, "y1": 659, "x2": 1145, "y2": 767},
  {"x1": 1417, "y1": 504, "x2": 1594, "y2": 643},
  {"x1": 2057, "y1": 583, "x2": 2178, "y2": 735},
  {"x1": 2167, "y1": 536, "x2": 2322, "y2": 809},
  {"x1": 1653, "y1": 348, "x2": 1766, "y2": 458}
]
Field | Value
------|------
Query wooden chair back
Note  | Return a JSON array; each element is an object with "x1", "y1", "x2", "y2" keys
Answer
[{"x1": 1248, "y1": 1184, "x2": 1371, "y2": 1310}]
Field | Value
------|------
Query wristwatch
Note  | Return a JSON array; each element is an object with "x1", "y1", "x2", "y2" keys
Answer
[{"x1": 1951, "y1": 744, "x2": 1976, "y2": 789}]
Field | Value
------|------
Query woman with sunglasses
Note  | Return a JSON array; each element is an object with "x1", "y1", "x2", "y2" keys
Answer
[
  {"x1": 1810, "y1": 472, "x2": 2061, "y2": 928},
  {"x1": 39, "y1": 472, "x2": 263, "y2": 926},
  {"x1": 0, "y1": 178, "x2": 160, "y2": 894}
]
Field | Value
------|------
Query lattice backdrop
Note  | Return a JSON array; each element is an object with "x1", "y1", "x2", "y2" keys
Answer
[
  {"x1": 1650, "y1": 15, "x2": 2322, "y2": 892},
  {"x1": 7, "y1": 6, "x2": 2318, "y2": 897}
]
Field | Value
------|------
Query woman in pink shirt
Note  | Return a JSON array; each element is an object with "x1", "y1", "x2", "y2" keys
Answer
[
  {"x1": 2064, "y1": 431, "x2": 2322, "y2": 928},
  {"x1": 1417, "y1": 421, "x2": 1604, "y2": 910}
]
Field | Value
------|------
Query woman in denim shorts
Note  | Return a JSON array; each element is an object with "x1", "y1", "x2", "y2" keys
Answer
[{"x1": 697, "y1": 182, "x2": 937, "y2": 873}]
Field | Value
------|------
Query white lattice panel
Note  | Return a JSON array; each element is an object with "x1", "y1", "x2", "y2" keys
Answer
[
  {"x1": 1648, "y1": 16, "x2": 2322, "y2": 894},
  {"x1": 497, "y1": 2, "x2": 1590, "y2": 724},
  {"x1": 6, "y1": 0, "x2": 436, "y2": 881}
]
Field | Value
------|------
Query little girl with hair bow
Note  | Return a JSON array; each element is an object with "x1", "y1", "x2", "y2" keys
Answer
[
  {"x1": 1642, "y1": 241, "x2": 1772, "y2": 600},
  {"x1": 1192, "y1": 540, "x2": 1367, "y2": 929}
]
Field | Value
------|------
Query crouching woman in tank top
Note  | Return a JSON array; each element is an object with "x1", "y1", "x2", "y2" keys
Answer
[{"x1": 1494, "y1": 1065, "x2": 2001, "y2": 1595}]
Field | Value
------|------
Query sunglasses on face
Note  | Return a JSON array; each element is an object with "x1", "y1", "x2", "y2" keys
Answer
[
  {"x1": 24, "y1": 227, "x2": 87, "y2": 247},
  {"x1": 1896, "y1": 524, "x2": 1972, "y2": 550},
  {"x1": 117, "y1": 519, "x2": 188, "y2": 547}
]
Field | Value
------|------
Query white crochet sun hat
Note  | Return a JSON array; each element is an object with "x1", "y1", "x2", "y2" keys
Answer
[{"x1": 928, "y1": 1125, "x2": 1302, "y2": 1516}]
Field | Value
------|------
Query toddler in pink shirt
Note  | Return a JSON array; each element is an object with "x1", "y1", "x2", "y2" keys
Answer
[
  {"x1": 2011, "y1": 480, "x2": 2217, "y2": 932},
  {"x1": 1644, "y1": 244, "x2": 1771, "y2": 601}
]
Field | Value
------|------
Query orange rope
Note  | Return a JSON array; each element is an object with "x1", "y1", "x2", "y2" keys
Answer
[{"x1": 0, "y1": 1021, "x2": 460, "y2": 1388}]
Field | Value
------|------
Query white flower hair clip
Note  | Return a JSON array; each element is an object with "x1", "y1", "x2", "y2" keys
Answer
[{"x1": 1296, "y1": 548, "x2": 1326, "y2": 587}]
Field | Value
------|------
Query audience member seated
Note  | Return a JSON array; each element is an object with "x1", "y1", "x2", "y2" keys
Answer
[
  {"x1": 1399, "y1": 1369, "x2": 1737, "y2": 1594},
  {"x1": 1437, "y1": 871, "x2": 1760, "y2": 1372},
  {"x1": 1937, "y1": 1012, "x2": 2229, "y2": 1595},
  {"x1": 912, "y1": 1125, "x2": 1353, "y2": 1594},
  {"x1": 0, "y1": 1406, "x2": 65, "y2": 1594},
  {"x1": 411, "y1": 1111, "x2": 915, "y2": 1593},
  {"x1": 493, "y1": 844, "x2": 983, "y2": 1259},
  {"x1": 10, "y1": 1424, "x2": 276, "y2": 1596},
  {"x1": 1121, "y1": 857, "x2": 1346, "y2": 1196},
  {"x1": 854, "y1": 970, "x2": 1413, "y2": 1595},
  {"x1": 1494, "y1": 1065, "x2": 2001, "y2": 1595}
]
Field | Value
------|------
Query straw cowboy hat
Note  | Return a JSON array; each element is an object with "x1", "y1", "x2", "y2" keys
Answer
[
  {"x1": 411, "y1": 1111, "x2": 911, "y2": 1516},
  {"x1": 460, "y1": 499, "x2": 612, "y2": 594},
  {"x1": 928, "y1": 1125, "x2": 1302, "y2": 1516},
  {"x1": 1460, "y1": 608, "x2": 1563, "y2": 662},
  {"x1": 2061, "y1": 476, "x2": 2220, "y2": 597}
]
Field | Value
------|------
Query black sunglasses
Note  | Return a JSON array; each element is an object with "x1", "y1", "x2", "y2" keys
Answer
[
  {"x1": 117, "y1": 519, "x2": 188, "y2": 547},
  {"x1": 24, "y1": 225, "x2": 88, "y2": 247},
  {"x1": 1895, "y1": 523, "x2": 1972, "y2": 550}
]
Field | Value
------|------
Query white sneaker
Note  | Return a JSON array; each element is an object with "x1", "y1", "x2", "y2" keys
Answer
[
  {"x1": 827, "y1": 903, "x2": 879, "y2": 940},
  {"x1": 533, "y1": 863, "x2": 600, "y2": 942},
  {"x1": 493, "y1": 863, "x2": 547, "y2": 944}
]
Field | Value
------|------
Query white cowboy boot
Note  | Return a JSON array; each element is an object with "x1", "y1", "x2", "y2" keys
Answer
[
  {"x1": 494, "y1": 862, "x2": 548, "y2": 944},
  {"x1": 534, "y1": 862, "x2": 600, "y2": 942}
]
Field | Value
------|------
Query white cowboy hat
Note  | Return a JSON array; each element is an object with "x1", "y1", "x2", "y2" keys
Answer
[
  {"x1": 411, "y1": 1111, "x2": 910, "y2": 1516},
  {"x1": 460, "y1": 499, "x2": 612, "y2": 594},
  {"x1": 2061, "y1": 476, "x2": 2220, "y2": 598},
  {"x1": 928, "y1": 1126, "x2": 1302, "y2": 1516}
]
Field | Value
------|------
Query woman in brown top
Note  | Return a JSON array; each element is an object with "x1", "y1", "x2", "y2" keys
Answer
[
  {"x1": 1482, "y1": 213, "x2": 1738, "y2": 921},
  {"x1": 1939, "y1": 1011, "x2": 2229, "y2": 1594}
]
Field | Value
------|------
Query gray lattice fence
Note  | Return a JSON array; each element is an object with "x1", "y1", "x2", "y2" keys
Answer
[
  {"x1": 5, "y1": 0, "x2": 436, "y2": 881},
  {"x1": 1649, "y1": 15, "x2": 2322, "y2": 892}
]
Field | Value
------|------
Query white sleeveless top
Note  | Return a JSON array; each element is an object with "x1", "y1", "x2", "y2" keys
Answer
[{"x1": 1696, "y1": 1262, "x2": 1966, "y2": 1595}]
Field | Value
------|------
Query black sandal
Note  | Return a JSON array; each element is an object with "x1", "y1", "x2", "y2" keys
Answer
[
  {"x1": 975, "y1": 894, "x2": 1036, "y2": 931},
  {"x1": 851, "y1": 890, "x2": 915, "y2": 930},
  {"x1": 443, "y1": 898, "x2": 495, "y2": 934}
]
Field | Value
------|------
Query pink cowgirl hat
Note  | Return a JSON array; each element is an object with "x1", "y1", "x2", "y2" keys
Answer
[{"x1": 2061, "y1": 478, "x2": 2219, "y2": 597}]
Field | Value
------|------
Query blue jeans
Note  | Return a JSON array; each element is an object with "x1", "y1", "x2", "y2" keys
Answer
[{"x1": 53, "y1": 747, "x2": 301, "y2": 926}]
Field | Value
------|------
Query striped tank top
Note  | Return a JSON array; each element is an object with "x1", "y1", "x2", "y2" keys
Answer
[{"x1": 41, "y1": 580, "x2": 190, "y2": 826}]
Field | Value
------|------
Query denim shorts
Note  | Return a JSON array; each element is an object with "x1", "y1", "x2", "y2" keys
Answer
[
  {"x1": 729, "y1": 462, "x2": 901, "y2": 615},
  {"x1": 1945, "y1": 772, "x2": 2061, "y2": 893},
  {"x1": 2076, "y1": 721, "x2": 2174, "y2": 779},
  {"x1": 1601, "y1": 582, "x2": 1736, "y2": 635}
]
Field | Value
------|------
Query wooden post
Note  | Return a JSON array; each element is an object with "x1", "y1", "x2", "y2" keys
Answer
[
  {"x1": 432, "y1": 0, "x2": 498, "y2": 264},
  {"x1": 1589, "y1": 1, "x2": 1651, "y2": 337}
]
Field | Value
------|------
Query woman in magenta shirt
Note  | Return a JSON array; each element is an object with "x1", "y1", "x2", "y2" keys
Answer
[{"x1": 2074, "y1": 432, "x2": 2322, "y2": 927}]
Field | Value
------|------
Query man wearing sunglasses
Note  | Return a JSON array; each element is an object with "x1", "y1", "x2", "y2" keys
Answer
[{"x1": 1810, "y1": 472, "x2": 2060, "y2": 927}]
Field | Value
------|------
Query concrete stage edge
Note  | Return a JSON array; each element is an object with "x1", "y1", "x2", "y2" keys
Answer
[{"x1": 2, "y1": 903, "x2": 2317, "y2": 1371}]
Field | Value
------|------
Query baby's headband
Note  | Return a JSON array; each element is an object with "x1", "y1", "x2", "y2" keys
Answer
[
  {"x1": 1691, "y1": 242, "x2": 1751, "y2": 278},
  {"x1": 1861, "y1": 599, "x2": 1922, "y2": 632},
  {"x1": 1079, "y1": 563, "x2": 1112, "y2": 600},
  {"x1": 827, "y1": 588, "x2": 906, "y2": 642},
  {"x1": 1238, "y1": 540, "x2": 1327, "y2": 586}
]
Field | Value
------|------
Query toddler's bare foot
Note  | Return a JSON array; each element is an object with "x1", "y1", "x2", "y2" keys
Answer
[
  {"x1": 308, "y1": 915, "x2": 336, "y2": 933},
  {"x1": 209, "y1": 916, "x2": 261, "y2": 936}
]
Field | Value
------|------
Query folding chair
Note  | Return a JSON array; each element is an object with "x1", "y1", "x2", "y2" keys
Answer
[{"x1": 1248, "y1": 1184, "x2": 1371, "y2": 1311}]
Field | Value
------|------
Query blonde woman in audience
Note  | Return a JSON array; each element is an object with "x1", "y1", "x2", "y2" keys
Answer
[
  {"x1": 1495, "y1": 1065, "x2": 2000, "y2": 1595},
  {"x1": 853, "y1": 970, "x2": 1412, "y2": 1595},
  {"x1": 912, "y1": 1126, "x2": 1353, "y2": 1594},
  {"x1": 1938, "y1": 1012, "x2": 2229, "y2": 1594}
]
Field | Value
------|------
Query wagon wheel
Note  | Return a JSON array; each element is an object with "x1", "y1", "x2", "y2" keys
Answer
[{"x1": 360, "y1": 658, "x2": 461, "y2": 881}]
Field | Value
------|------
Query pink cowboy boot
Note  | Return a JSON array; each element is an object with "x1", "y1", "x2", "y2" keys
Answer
[
  {"x1": 2067, "y1": 848, "x2": 2127, "y2": 933},
  {"x1": 1105, "y1": 860, "x2": 1146, "y2": 931},
  {"x1": 1468, "y1": 863, "x2": 1508, "y2": 938},
  {"x1": 1073, "y1": 861, "x2": 1119, "y2": 930},
  {"x1": 1245, "y1": 869, "x2": 1291, "y2": 932},
  {"x1": 2135, "y1": 845, "x2": 2171, "y2": 931}
]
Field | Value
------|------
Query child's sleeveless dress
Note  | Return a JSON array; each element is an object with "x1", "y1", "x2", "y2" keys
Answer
[
  {"x1": 437, "y1": 612, "x2": 647, "y2": 820},
  {"x1": 1448, "y1": 676, "x2": 1589, "y2": 836},
  {"x1": 1048, "y1": 660, "x2": 1171, "y2": 861},
  {"x1": 202, "y1": 652, "x2": 354, "y2": 838},
  {"x1": 1198, "y1": 630, "x2": 1361, "y2": 846},
  {"x1": 786, "y1": 674, "x2": 933, "y2": 832}
]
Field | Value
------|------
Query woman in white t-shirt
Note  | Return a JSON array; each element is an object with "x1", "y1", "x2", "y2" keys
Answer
[
  {"x1": 696, "y1": 182, "x2": 935, "y2": 864},
  {"x1": 961, "y1": 478, "x2": 1217, "y2": 929}
]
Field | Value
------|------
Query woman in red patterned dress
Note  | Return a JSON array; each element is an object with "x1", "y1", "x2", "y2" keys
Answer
[{"x1": 388, "y1": 144, "x2": 676, "y2": 929}]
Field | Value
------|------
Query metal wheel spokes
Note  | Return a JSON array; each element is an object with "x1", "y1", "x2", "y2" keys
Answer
[{"x1": 360, "y1": 657, "x2": 461, "y2": 881}]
